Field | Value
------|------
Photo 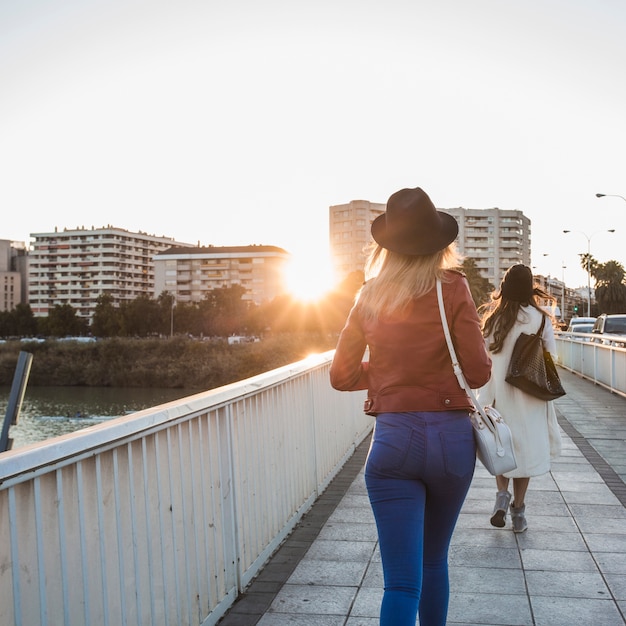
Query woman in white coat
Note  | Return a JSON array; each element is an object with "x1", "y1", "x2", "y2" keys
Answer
[{"x1": 478, "y1": 264, "x2": 562, "y2": 532}]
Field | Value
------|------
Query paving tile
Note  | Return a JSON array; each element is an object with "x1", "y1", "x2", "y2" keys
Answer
[
  {"x1": 530, "y1": 596, "x2": 625, "y2": 626},
  {"x1": 515, "y1": 529, "x2": 587, "y2": 551},
  {"x1": 349, "y1": 586, "x2": 382, "y2": 618},
  {"x1": 450, "y1": 566, "x2": 527, "y2": 595},
  {"x1": 304, "y1": 539, "x2": 376, "y2": 562},
  {"x1": 560, "y1": 488, "x2": 622, "y2": 505},
  {"x1": 605, "y1": 574, "x2": 626, "y2": 601},
  {"x1": 317, "y1": 521, "x2": 378, "y2": 542},
  {"x1": 567, "y1": 503, "x2": 626, "y2": 519},
  {"x1": 326, "y1": 507, "x2": 374, "y2": 524},
  {"x1": 576, "y1": 516, "x2": 626, "y2": 535},
  {"x1": 345, "y1": 618, "x2": 379, "y2": 626},
  {"x1": 596, "y1": 552, "x2": 626, "y2": 575},
  {"x1": 287, "y1": 559, "x2": 368, "y2": 586},
  {"x1": 449, "y1": 545, "x2": 521, "y2": 569},
  {"x1": 582, "y1": 532, "x2": 626, "y2": 553},
  {"x1": 360, "y1": 561, "x2": 383, "y2": 588},
  {"x1": 333, "y1": 494, "x2": 370, "y2": 507},
  {"x1": 451, "y1": 526, "x2": 519, "y2": 548},
  {"x1": 506, "y1": 513, "x2": 579, "y2": 533},
  {"x1": 257, "y1": 615, "x2": 344, "y2": 625},
  {"x1": 448, "y1": 592, "x2": 532, "y2": 626},
  {"x1": 267, "y1": 584, "x2": 357, "y2": 615},
  {"x1": 525, "y1": 570, "x2": 611, "y2": 598},
  {"x1": 519, "y1": 547, "x2": 600, "y2": 572}
]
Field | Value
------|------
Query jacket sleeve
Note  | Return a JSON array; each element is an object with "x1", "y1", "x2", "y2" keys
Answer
[
  {"x1": 451, "y1": 279, "x2": 492, "y2": 390},
  {"x1": 329, "y1": 304, "x2": 369, "y2": 391}
]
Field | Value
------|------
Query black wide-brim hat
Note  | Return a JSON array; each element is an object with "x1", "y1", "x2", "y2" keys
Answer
[{"x1": 371, "y1": 187, "x2": 459, "y2": 256}]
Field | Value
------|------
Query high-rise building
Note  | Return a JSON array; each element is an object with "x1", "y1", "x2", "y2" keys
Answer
[
  {"x1": 329, "y1": 200, "x2": 385, "y2": 279},
  {"x1": 329, "y1": 200, "x2": 531, "y2": 285},
  {"x1": 0, "y1": 239, "x2": 28, "y2": 312},
  {"x1": 28, "y1": 227, "x2": 194, "y2": 319},
  {"x1": 445, "y1": 207, "x2": 531, "y2": 285},
  {"x1": 153, "y1": 245, "x2": 290, "y2": 306}
]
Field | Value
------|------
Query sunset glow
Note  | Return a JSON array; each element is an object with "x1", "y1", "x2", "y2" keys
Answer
[{"x1": 284, "y1": 255, "x2": 337, "y2": 303}]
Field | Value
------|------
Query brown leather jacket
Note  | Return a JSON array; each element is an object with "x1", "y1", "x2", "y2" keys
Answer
[{"x1": 330, "y1": 271, "x2": 491, "y2": 415}]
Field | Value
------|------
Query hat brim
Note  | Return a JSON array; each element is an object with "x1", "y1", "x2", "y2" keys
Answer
[{"x1": 371, "y1": 211, "x2": 459, "y2": 256}]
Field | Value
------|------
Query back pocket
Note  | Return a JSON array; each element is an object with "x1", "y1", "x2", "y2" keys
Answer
[
  {"x1": 440, "y1": 430, "x2": 475, "y2": 478},
  {"x1": 366, "y1": 423, "x2": 413, "y2": 474}
]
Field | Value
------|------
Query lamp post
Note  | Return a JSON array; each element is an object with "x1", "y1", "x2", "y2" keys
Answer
[
  {"x1": 562, "y1": 229, "x2": 615, "y2": 317},
  {"x1": 596, "y1": 193, "x2": 626, "y2": 203},
  {"x1": 170, "y1": 297, "x2": 176, "y2": 338},
  {"x1": 561, "y1": 263, "x2": 566, "y2": 322}
]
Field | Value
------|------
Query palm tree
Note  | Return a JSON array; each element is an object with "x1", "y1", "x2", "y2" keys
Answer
[
  {"x1": 461, "y1": 258, "x2": 494, "y2": 308},
  {"x1": 593, "y1": 260, "x2": 626, "y2": 314}
]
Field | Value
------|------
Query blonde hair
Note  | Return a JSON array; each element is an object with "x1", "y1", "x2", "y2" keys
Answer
[{"x1": 357, "y1": 242, "x2": 463, "y2": 320}]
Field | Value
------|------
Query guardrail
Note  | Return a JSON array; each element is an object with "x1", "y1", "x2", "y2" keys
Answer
[
  {"x1": 555, "y1": 332, "x2": 626, "y2": 398},
  {"x1": 0, "y1": 351, "x2": 371, "y2": 626}
]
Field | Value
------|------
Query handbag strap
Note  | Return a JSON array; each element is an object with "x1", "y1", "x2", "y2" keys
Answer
[
  {"x1": 436, "y1": 279, "x2": 501, "y2": 442},
  {"x1": 537, "y1": 314, "x2": 546, "y2": 337}
]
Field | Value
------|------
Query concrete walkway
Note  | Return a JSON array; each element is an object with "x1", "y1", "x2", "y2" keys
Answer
[{"x1": 219, "y1": 369, "x2": 626, "y2": 625}]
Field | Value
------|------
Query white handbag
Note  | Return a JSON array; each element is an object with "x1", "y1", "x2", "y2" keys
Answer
[{"x1": 436, "y1": 279, "x2": 517, "y2": 476}]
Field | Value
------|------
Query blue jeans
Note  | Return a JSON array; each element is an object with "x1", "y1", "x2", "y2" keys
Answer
[{"x1": 364, "y1": 410, "x2": 475, "y2": 626}]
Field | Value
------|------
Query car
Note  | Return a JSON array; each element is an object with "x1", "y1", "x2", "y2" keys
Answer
[
  {"x1": 568, "y1": 323, "x2": 594, "y2": 338},
  {"x1": 591, "y1": 314, "x2": 626, "y2": 346},
  {"x1": 567, "y1": 316, "x2": 596, "y2": 333}
]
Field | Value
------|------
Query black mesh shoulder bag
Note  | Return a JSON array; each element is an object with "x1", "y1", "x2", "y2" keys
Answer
[{"x1": 505, "y1": 315, "x2": 566, "y2": 401}]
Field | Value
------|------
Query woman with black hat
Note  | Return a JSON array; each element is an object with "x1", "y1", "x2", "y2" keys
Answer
[
  {"x1": 478, "y1": 264, "x2": 562, "y2": 533},
  {"x1": 330, "y1": 187, "x2": 491, "y2": 626}
]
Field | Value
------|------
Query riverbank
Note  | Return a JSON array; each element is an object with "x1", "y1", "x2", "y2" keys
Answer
[{"x1": 0, "y1": 333, "x2": 337, "y2": 389}]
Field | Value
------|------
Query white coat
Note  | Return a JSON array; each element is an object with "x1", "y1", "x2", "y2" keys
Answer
[{"x1": 477, "y1": 305, "x2": 562, "y2": 478}]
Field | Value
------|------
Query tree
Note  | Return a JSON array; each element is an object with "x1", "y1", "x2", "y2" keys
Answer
[
  {"x1": 202, "y1": 285, "x2": 249, "y2": 336},
  {"x1": 0, "y1": 303, "x2": 38, "y2": 337},
  {"x1": 119, "y1": 295, "x2": 162, "y2": 337},
  {"x1": 579, "y1": 253, "x2": 599, "y2": 280},
  {"x1": 593, "y1": 260, "x2": 626, "y2": 314},
  {"x1": 461, "y1": 258, "x2": 494, "y2": 308},
  {"x1": 91, "y1": 293, "x2": 121, "y2": 337},
  {"x1": 45, "y1": 304, "x2": 89, "y2": 337}
]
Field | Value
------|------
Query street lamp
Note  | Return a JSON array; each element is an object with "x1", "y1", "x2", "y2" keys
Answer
[
  {"x1": 170, "y1": 297, "x2": 176, "y2": 338},
  {"x1": 596, "y1": 193, "x2": 626, "y2": 203},
  {"x1": 562, "y1": 229, "x2": 615, "y2": 317},
  {"x1": 561, "y1": 263, "x2": 566, "y2": 323}
]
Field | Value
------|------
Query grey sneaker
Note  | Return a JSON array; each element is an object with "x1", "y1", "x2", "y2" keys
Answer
[
  {"x1": 490, "y1": 490, "x2": 512, "y2": 528},
  {"x1": 510, "y1": 503, "x2": 528, "y2": 533}
]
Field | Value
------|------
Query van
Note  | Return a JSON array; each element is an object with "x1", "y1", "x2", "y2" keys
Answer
[{"x1": 591, "y1": 314, "x2": 626, "y2": 346}]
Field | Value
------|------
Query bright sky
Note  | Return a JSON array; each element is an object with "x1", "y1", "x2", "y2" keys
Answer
[{"x1": 2, "y1": 0, "x2": 625, "y2": 294}]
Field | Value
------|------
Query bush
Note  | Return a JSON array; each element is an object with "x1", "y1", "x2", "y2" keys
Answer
[{"x1": 0, "y1": 333, "x2": 337, "y2": 389}]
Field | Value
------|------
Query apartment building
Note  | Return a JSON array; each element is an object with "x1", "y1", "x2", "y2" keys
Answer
[
  {"x1": 153, "y1": 245, "x2": 290, "y2": 306},
  {"x1": 329, "y1": 200, "x2": 531, "y2": 285},
  {"x1": 29, "y1": 227, "x2": 193, "y2": 319},
  {"x1": 445, "y1": 207, "x2": 531, "y2": 285},
  {"x1": 0, "y1": 239, "x2": 28, "y2": 312},
  {"x1": 329, "y1": 199, "x2": 385, "y2": 279}
]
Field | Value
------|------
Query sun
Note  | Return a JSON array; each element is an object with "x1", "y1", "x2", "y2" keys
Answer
[{"x1": 284, "y1": 255, "x2": 337, "y2": 303}]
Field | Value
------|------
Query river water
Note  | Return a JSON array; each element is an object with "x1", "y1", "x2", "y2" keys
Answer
[{"x1": 0, "y1": 386, "x2": 203, "y2": 450}]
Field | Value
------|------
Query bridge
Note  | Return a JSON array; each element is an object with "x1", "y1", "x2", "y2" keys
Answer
[{"x1": 1, "y1": 336, "x2": 625, "y2": 625}]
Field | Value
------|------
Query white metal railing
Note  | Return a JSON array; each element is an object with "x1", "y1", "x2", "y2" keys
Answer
[
  {"x1": 0, "y1": 350, "x2": 371, "y2": 626},
  {"x1": 555, "y1": 332, "x2": 626, "y2": 398}
]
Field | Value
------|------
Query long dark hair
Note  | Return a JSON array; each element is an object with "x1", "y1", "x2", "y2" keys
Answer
[{"x1": 480, "y1": 285, "x2": 555, "y2": 354}]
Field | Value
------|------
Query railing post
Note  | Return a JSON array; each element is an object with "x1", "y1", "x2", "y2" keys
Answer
[{"x1": 1, "y1": 351, "x2": 33, "y2": 453}]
